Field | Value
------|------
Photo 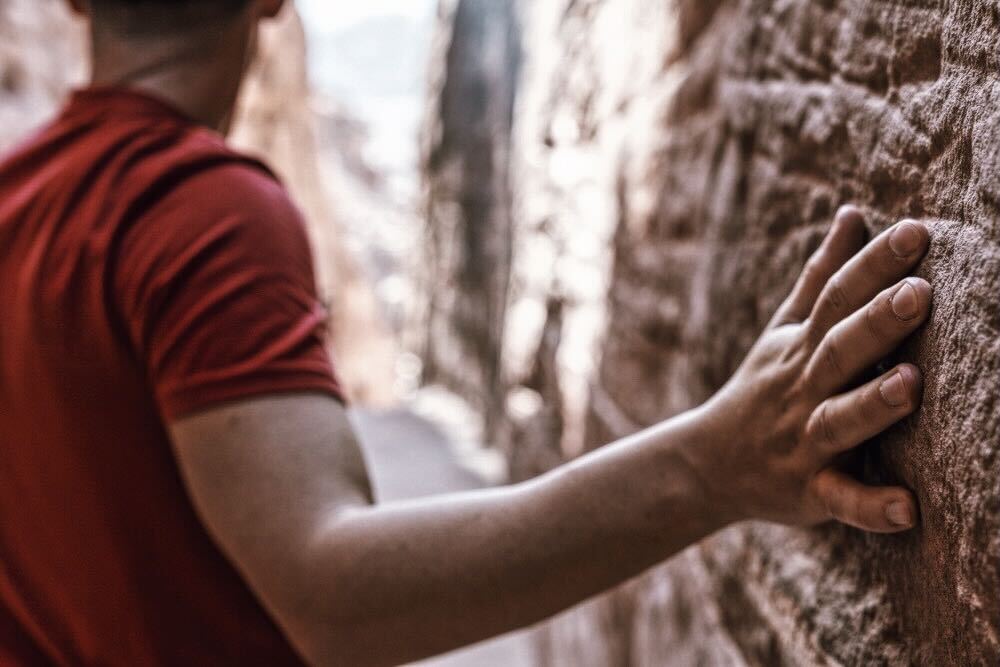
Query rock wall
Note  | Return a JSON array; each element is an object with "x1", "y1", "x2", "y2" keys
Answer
[
  {"x1": 0, "y1": 0, "x2": 397, "y2": 405},
  {"x1": 507, "y1": 0, "x2": 690, "y2": 466},
  {"x1": 425, "y1": 0, "x2": 1000, "y2": 663},
  {"x1": 419, "y1": 0, "x2": 521, "y2": 442},
  {"x1": 0, "y1": 0, "x2": 84, "y2": 147}
]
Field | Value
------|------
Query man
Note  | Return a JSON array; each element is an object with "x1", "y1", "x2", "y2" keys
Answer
[{"x1": 0, "y1": 0, "x2": 933, "y2": 665}]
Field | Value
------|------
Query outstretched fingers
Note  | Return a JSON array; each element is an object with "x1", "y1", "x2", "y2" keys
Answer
[
  {"x1": 811, "y1": 468, "x2": 918, "y2": 533},
  {"x1": 805, "y1": 278, "x2": 932, "y2": 396},
  {"x1": 772, "y1": 206, "x2": 867, "y2": 327},
  {"x1": 804, "y1": 364, "x2": 922, "y2": 461},
  {"x1": 807, "y1": 219, "x2": 930, "y2": 338},
  {"x1": 803, "y1": 364, "x2": 922, "y2": 533}
]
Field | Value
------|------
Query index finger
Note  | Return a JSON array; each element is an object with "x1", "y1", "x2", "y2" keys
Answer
[
  {"x1": 770, "y1": 206, "x2": 867, "y2": 327},
  {"x1": 807, "y1": 219, "x2": 930, "y2": 339}
]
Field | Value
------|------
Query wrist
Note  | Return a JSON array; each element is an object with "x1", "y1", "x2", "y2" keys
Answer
[{"x1": 670, "y1": 400, "x2": 747, "y2": 530}]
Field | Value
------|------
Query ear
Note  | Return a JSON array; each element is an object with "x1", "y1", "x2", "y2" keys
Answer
[
  {"x1": 258, "y1": 0, "x2": 286, "y2": 19},
  {"x1": 64, "y1": 0, "x2": 88, "y2": 16}
]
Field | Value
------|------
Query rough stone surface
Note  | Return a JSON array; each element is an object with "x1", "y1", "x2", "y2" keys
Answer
[
  {"x1": 0, "y1": 0, "x2": 397, "y2": 405},
  {"x1": 419, "y1": 0, "x2": 521, "y2": 441},
  {"x1": 427, "y1": 0, "x2": 1000, "y2": 663},
  {"x1": 508, "y1": 0, "x2": 692, "y2": 463}
]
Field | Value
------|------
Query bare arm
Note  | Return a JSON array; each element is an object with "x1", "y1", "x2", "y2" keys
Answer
[
  {"x1": 173, "y1": 396, "x2": 718, "y2": 665},
  {"x1": 170, "y1": 207, "x2": 932, "y2": 666}
]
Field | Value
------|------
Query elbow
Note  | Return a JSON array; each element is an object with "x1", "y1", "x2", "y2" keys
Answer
[
  {"x1": 287, "y1": 622, "x2": 412, "y2": 667},
  {"x1": 276, "y1": 517, "x2": 399, "y2": 667}
]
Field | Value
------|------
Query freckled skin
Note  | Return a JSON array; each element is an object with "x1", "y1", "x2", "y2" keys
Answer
[{"x1": 68, "y1": 2, "x2": 933, "y2": 665}]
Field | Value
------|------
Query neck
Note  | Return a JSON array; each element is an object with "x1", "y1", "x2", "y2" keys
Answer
[{"x1": 88, "y1": 25, "x2": 254, "y2": 134}]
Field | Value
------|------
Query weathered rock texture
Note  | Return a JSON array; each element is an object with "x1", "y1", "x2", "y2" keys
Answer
[
  {"x1": 508, "y1": 0, "x2": 688, "y2": 465},
  {"x1": 424, "y1": 0, "x2": 1000, "y2": 663},
  {"x1": 0, "y1": 0, "x2": 397, "y2": 405},
  {"x1": 419, "y1": 0, "x2": 521, "y2": 442}
]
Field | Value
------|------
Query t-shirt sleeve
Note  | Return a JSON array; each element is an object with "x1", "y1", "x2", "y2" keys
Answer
[{"x1": 114, "y1": 161, "x2": 346, "y2": 420}]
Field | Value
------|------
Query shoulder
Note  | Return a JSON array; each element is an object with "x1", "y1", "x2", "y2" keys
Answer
[
  {"x1": 114, "y1": 134, "x2": 315, "y2": 293},
  {"x1": 127, "y1": 132, "x2": 311, "y2": 259},
  {"x1": 161, "y1": 149, "x2": 304, "y2": 237},
  {"x1": 100, "y1": 118, "x2": 297, "y2": 227},
  {"x1": 145, "y1": 129, "x2": 298, "y2": 222}
]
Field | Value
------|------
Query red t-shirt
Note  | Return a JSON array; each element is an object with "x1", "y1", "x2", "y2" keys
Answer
[{"x1": 0, "y1": 87, "x2": 344, "y2": 665}]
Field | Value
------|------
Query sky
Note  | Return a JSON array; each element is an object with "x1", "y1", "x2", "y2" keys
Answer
[
  {"x1": 295, "y1": 0, "x2": 438, "y2": 201},
  {"x1": 297, "y1": 0, "x2": 435, "y2": 35}
]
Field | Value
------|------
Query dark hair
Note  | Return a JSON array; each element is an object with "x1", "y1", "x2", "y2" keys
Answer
[{"x1": 90, "y1": 0, "x2": 254, "y2": 36}]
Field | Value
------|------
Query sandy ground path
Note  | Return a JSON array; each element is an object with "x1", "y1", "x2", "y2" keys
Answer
[{"x1": 350, "y1": 408, "x2": 538, "y2": 667}]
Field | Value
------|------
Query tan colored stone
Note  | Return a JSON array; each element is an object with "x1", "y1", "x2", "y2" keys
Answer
[
  {"x1": 418, "y1": 0, "x2": 521, "y2": 440},
  {"x1": 426, "y1": 0, "x2": 1000, "y2": 662}
]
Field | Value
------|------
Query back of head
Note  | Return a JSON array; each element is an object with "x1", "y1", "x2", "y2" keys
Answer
[
  {"x1": 77, "y1": 0, "x2": 283, "y2": 133},
  {"x1": 89, "y1": 0, "x2": 253, "y2": 38}
]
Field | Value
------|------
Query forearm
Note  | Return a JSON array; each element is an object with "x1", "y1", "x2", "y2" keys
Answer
[
  {"x1": 302, "y1": 407, "x2": 725, "y2": 666},
  {"x1": 174, "y1": 210, "x2": 930, "y2": 666}
]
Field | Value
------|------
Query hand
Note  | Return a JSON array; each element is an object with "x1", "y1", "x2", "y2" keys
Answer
[{"x1": 688, "y1": 206, "x2": 931, "y2": 533}]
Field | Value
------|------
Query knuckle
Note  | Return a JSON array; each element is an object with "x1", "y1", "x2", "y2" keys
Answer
[
  {"x1": 820, "y1": 486, "x2": 841, "y2": 521},
  {"x1": 864, "y1": 299, "x2": 889, "y2": 345},
  {"x1": 820, "y1": 336, "x2": 846, "y2": 379},
  {"x1": 854, "y1": 387, "x2": 879, "y2": 425},
  {"x1": 860, "y1": 244, "x2": 884, "y2": 276},
  {"x1": 807, "y1": 402, "x2": 839, "y2": 452},
  {"x1": 851, "y1": 494, "x2": 866, "y2": 528},
  {"x1": 779, "y1": 330, "x2": 813, "y2": 369},
  {"x1": 803, "y1": 315, "x2": 825, "y2": 345},
  {"x1": 825, "y1": 276, "x2": 851, "y2": 313},
  {"x1": 803, "y1": 255, "x2": 829, "y2": 283},
  {"x1": 799, "y1": 355, "x2": 828, "y2": 399},
  {"x1": 853, "y1": 396, "x2": 881, "y2": 424},
  {"x1": 866, "y1": 237, "x2": 905, "y2": 279},
  {"x1": 781, "y1": 379, "x2": 814, "y2": 423}
]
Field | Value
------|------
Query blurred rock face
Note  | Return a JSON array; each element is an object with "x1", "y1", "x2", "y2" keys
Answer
[
  {"x1": 424, "y1": 0, "x2": 1000, "y2": 663},
  {"x1": 0, "y1": 0, "x2": 395, "y2": 405},
  {"x1": 0, "y1": 0, "x2": 84, "y2": 147},
  {"x1": 419, "y1": 0, "x2": 521, "y2": 443}
]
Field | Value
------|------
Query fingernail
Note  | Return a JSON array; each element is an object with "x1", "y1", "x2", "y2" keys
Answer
[
  {"x1": 880, "y1": 371, "x2": 909, "y2": 407},
  {"x1": 886, "y1": 501, "x2": 914, "y2": 527},
  {"x1": 891, "y1": 282, "x2": 919, "y2": 320},
  {"x1": 889, "y1": 222, "x2": 923, "y2": 257}
]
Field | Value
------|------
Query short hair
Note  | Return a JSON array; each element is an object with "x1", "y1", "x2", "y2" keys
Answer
[{"x1": 90, "y1": 0, "x2": 254, "y2": 37}]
